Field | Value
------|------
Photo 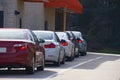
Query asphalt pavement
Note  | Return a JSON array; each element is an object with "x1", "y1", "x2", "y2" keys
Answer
[{"x1": 0, "y1": 52, "x2": 120, "y2": 80}]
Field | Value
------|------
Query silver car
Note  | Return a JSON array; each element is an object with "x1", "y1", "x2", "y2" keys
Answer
[
  {"x1": 72, "y1": 31, "x2": 87, "y2": 56},
  {"x1": 56, "y1": 32, "x2": 75, "y2": 61},
  {"x1": 33, "y1": 30, "x2": 65, "y2": 66}
]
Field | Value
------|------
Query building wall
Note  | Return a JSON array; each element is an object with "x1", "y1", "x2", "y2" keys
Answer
[
  {"x1": 0, "y1": 1, "x2": 3, "y2": 10},
  {"x1": 17, "y1": 0, "x2": 24, "y2": 28},
  {"x1": 0, "y1": 0, "x2": 45, "y2": 30},
  {"x1": 45, "y1": 8, "x2": 55, "y2": 31},
  {"x1": 1, "y1": 0, "x2": 19, "y2": 28},
  {"x1": 23, "y1": 2, "x2": 45, "y2": 30}
]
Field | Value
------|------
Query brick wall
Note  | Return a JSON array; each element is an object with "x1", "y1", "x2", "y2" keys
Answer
[{"x1": 3, "y1": 0, "x2": 19, "y2": 28}]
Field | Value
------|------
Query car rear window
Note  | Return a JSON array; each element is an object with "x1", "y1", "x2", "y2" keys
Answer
[
  {"x1": 0, "y1": 29, "x2": 27, "y2": 39},
  {"x1": 56, "y1": 32, "x2": 66, "y2": 39},
  {"x1": 66, "y1": 32, "x2": 73, "y2": 39},
  {"x1": 73, "y1": 32, "x2": 82, "y2": 38},
  {"x1": 34, "y1": 32, "x2": 53, "y2": 40},
  {"x1": 73, "y1": 33, "x2": 79, "y2": 37}
]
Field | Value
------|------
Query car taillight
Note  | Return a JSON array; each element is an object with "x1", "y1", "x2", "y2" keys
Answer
[
  {"x1": 44, "y1": 43, "x2": 56, "y2": 48},
  {"x1": 61, "y1": 42, "x2": 68, "y2": 46},
  {"x1": 14, "y1": 44, "x2": 27, "y2": 51},
  {"x1": 78, "y1": 39, "x2": 83, "y2": 43}
]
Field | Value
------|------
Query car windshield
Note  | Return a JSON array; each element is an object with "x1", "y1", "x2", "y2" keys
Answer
[
  {"x1": 0, "y1": 29, "x2": 28, "y2": 39},
  {"x1": 34, "y1": 32, "x2": 53, "y2": 40}
]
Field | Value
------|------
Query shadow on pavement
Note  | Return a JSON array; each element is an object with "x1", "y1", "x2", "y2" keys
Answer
[{"x1": 0, "y1": 69, "x2": 57, "y2": 79}]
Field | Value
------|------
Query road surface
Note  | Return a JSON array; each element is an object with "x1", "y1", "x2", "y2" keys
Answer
[{"x1": 0, "y1": 52, "x2": 120, "y2": 80}]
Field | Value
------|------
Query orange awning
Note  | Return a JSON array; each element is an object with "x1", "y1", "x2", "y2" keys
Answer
[
  {"x1": 44, "y1": 0, "x2": 82, "y2": 14},
  {"x1": 23, "y1": 0, "x2": 48, "y2": 2}
]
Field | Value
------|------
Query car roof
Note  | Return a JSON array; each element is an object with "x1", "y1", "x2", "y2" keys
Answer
[
  {"x1": 72, "y1": 31, "x2": 81, "y2": 33},
  {"x1": 56, "y1": 31, "x2": 66, "y2": 33},
  {"x1": 0, "y1": 28, "x2": 30, "y2": 31},
  {"x1": 33, "y1": 30, "x2": 54, "y2": 33}
]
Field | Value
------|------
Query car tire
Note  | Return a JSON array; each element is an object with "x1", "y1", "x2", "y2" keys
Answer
[
  {"x1": 68, "y1": 54, "x2": 73, "y2": 61},
  {"x1": 76, "y1": 52, "x2": 80, "y2": 57},
  {"x1": 54, "y1": 55, "x2": 60, "y2": 66},
  {"x1": 26, "y1": 58, "x2": 35, "y2": 74},
  {"x1": 26, "y1": 66, "x2": 34, "y2": 74},
  {"x1": 80, "y1": 52, "x2": 87, "y2": 56},
  {"x1": 37, "y1": 58, "x2": 45, "y2": 71},
  {"x1": 61, "y1": 54, "x2": 65, "y2": 64},
  {"x1": 67, "y1": 48, "x2": 74, "y2": 61}
]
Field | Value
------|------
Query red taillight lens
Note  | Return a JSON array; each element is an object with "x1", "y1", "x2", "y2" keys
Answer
[
  {"x1": 61, "y1": 42, "x2": 68, "y2": 46},
  {"x1": 44, "y1": 43, "x2": 56, "y2": 48},
  {"x1": 14, "y1": 44, "x2": 27, "y2": 51},
  {"x1": 78, "y1": 39, "x2": 83, "y2": 43}
]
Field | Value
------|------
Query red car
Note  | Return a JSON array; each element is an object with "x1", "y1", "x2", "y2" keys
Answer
[{"x1": 0, "y1": 28, "x2": 45, "y2": 74}]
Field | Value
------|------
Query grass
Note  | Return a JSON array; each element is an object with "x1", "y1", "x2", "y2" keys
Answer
[{"x1": 98, "y1": 48, "x2": 120, "y2": 54}]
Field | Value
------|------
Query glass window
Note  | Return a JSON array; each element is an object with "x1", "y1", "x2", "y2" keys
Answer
[
  {"x1": 54, "y1": 33, "x2": 60, "y2": 42},
  {"x1": 0, "y1": 29, "x2": 28, "y2": 40},
  {"x1": 56, "y1": 32, "x2": 66, "y2": 39},
  {"x1": 34, "y1": 32, "x2": 53, "y2": 40}
]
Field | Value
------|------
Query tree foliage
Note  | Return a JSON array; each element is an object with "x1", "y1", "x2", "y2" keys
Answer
[{"x1": 66, "y1": 0, "x2": 120, "y2": 52}]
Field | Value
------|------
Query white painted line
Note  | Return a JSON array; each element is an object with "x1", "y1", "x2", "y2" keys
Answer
[
  {"x1": 88, "y1": 52, "x2": 120, "y2": 56},
  {"x1": 43, "y1": 57, "x2": 103, "y2": 80}
]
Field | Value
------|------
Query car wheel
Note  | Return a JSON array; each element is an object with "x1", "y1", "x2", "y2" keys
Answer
[
  {"x1": 37, "y1": 57, "x2": 45, "y2": 71},
  {"x1": 80, "y1": 52, "x2": 87, "y2": 56},
  {"x1": 72, "y1": 48, "x2": 75, "y2": 60},
  {"x1": 26, "y1": 58, "x2": 35, "y2": 74},
  {"x1": 76, "y1": 52, "x2": 79, "y2": 57},
  {"x1": 67, "y1": 48, "x2": 74, "y2": 61},
  {"x1": 75, "y1": 47, "x2": 79, "y2": 57},
  {"x1": 54, "y1": 55, "x2": 60, "y2": 66},
  {"x1": 61, "y1": 54, "x2": 65, "y2": 64}
]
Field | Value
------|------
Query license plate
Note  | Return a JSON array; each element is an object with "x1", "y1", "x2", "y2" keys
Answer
[{"x1": 0, "y1": 48, "x2": 7, "y2": 53}]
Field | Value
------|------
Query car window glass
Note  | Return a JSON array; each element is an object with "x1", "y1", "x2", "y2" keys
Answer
[
  {"x1": 30, "y1": 31, "x2": 39, "y2": 43},
  {"x1": 56, "y1": 32, "x2": 66, "y2": 39},
  {"x1": 54, "y1": 33, "x2": 60, "y2": 42},
  {"x1": 34, "y1": 32, "x2": 53, "y2": 40},
  {"x1": 0, "y1": 29, "x2": 27, "y2": 40},
  {"x1": 66, "y1": 32, "x2": 71, "y2": 39}
]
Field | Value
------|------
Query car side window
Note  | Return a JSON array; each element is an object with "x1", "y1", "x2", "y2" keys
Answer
[
  {"x1": 31, "y1": 31, "x2": 39, "y2": 43},
  {"x1": 28, "y1": 30, "x2": 39, "y2": 44},
  {"x1": 28, "y1": 33, "x2": 34, "y2": 41},
  {"x1": 54, "y1": 33, "x2": 60, "y2": 43},
  {"x1": 66, "y1": 32, "x2": 71, "y2": 39}
]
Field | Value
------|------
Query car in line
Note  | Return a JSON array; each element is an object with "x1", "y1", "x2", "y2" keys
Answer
[
  {"x1": 65, "y1": 31, "x2": 79, "y2": 57},
  {"x1": 33, "y1": 30, "x2": 65, "y2": 66},
  {"x1": 56, "y1": 32, "x2": 75, "y2": 61},
  {"x1": 72, "y1": 31, "x2": 87, "y2": 56},
  {"x1": 0, "y1": 28, "x2": 45, "y2": 74}
]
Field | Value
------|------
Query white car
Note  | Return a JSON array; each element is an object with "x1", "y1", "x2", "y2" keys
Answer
[
  {"x1": 72, "y1": 31, "x2": 87, "y2": 56},
  {"x1": 56, "y1": 32, "x2": 75, "y2": 61},
  {"x1": 33, "y1": 30, "x2": 65, "y2": 66}
]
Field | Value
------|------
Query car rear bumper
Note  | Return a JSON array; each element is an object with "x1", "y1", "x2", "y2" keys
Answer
[
  {"x1": 0, "y1": 53, "x2": 34, "y2": 68},
  {"x1": 45, "y1": 49, "x2": 59, "y2": 62}
]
